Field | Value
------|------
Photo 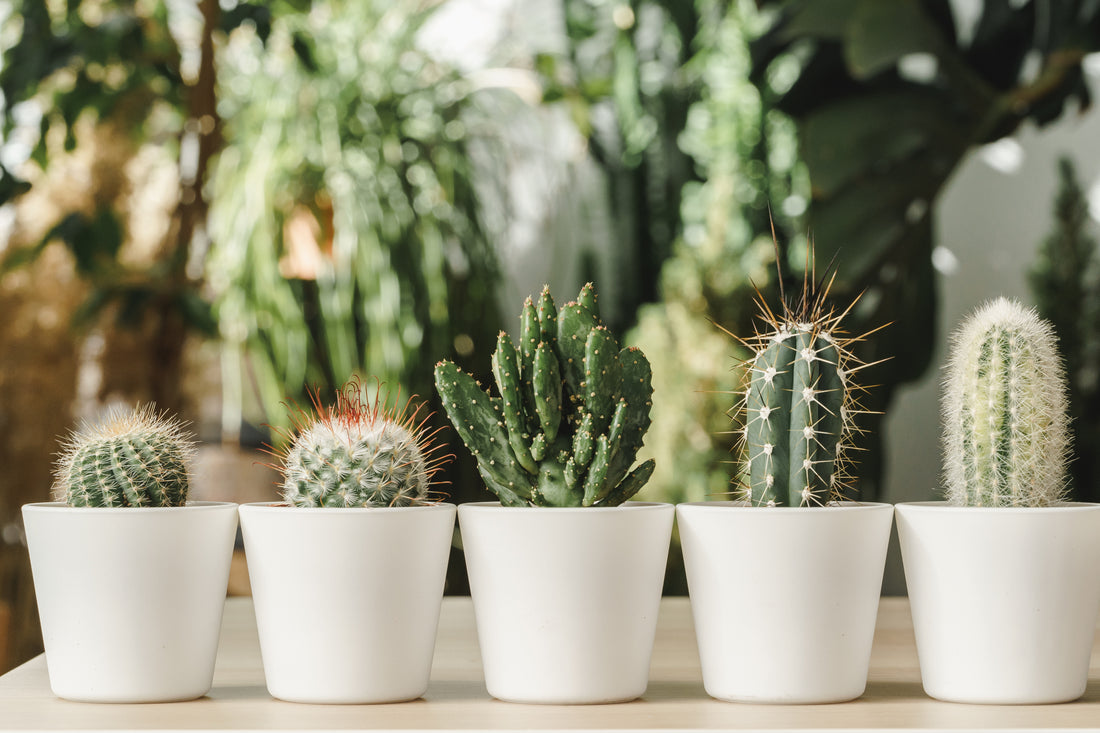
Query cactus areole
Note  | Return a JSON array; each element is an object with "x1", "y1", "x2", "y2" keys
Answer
[
  {"x1": 435, "y1": 283, "x2": 655, "y2": 507},
  {"x1": 276, "y1": 379, "x2": 450, "y2": 508},
  {"x1": 730, "y1": 274, "x2": 876, "y2": 507},
  {"x1": 53, "y1": 405, "x2": 194, "y2": 507},
  {"x1": 942, "y1": 298, "x2": 1070, "y2": 507}
]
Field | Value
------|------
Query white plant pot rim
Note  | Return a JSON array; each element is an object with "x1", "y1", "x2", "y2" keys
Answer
[
  {"x1": 240, "y1": 501, "x2": 455, "y2": 513},
  {"x1": 897, "y1": 500, "x2": 1099, "y2": 513},
  {"x1": 678, "y1": 500, "x2": 890, "y2": 512},
  {"x1": 459, "y1": 500, "x2": 670, "y2": 512},
  {"x1": 23, "y1": 500, "x2": 237, "y2": 513}
]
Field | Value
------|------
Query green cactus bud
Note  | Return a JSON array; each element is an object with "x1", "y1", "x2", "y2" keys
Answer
[
  {"x1": 942, "y1": 298, "x2": 1070, "y2": 507},
  {"x1": 435, "y1": 362, "x2": 532, "y2": 506},
  {"x1": 278, "y1": 380, "x2": 449, "y2": 508},
  {"x1": 584, "y1": 327, "x2": 622, "y2": 436},
  {"x1": 54, "y1": 405, "x2": 193, "y2": 508},
  {"x1": 582, "y1": 434, "x2": 612, "y2": 506},
  {"x1": 556, "y1": 302, "x2": 600, "y2": 407},
  {"x1": 537, "y1": 285, "x2": 558, "y2": 344},
  {"x1": 435, "y1": 284, "x2": 655, "y2": 507},
  {"x1": 492, "y1": 332, "x2": 538, "y2": 475},
  {"x1": 533, "y1": 342, "x2": 562, "y2": 444},
  {"x1": 578, "y1": 282, "x2": 598, "y2": 316},
  {"x1": 573, "y1": 412, "x2": 595, "y2": 467},
  {"x1": 603, "y1": 458, "x2": 656, "y2": 507}
]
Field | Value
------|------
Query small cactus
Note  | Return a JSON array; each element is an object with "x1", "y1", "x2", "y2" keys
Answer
[
  {"x1": 729, "y1": 272, "x2": 876, "y2": 506},
  {"x1": 434, "y1": 283, "x2": 655, "y2": 507},
  {"x1": 53, "y1": 405, "x2": 193, "y2": 507},
  {"x1": 276, "y1": 379, "x2": 449, "y2": 508},
  {"x1": 942, "y1": 297, "x2": 1070, "y2": 507}
]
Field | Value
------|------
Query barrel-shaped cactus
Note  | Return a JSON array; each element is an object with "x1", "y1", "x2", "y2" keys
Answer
[
  {"x1": 730, "y1": 279, "x2": 872, "y2": 506},
  {"x1": 278, "y1": 380, "x2": 449, "y2": 508},
  {"x1": 53, "y1": 405, "x2": 193, "y2": 507},
  {"x1": 435, "y1": 283, "x2": 655, "y2": 507},
  {"x1": 942, "y1": 298, "x2": 1070, "y2": 507}
]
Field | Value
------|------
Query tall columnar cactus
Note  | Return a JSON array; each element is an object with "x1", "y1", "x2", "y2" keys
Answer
[
  {"x1": 435, "y1": 284, "x2": 655, "y2": 507},
  {"x1": 277, "y1": 380, "x2": 449, "y2": 507},
  {"x1": 731, "y1": 278, "x2": 873, "y2": 506},
  {"x1": 942, "y1": 298, "x2": 1070, "y2": 507},
  {"x1": 53, "y1": 405, "x2": 193, "y2": 507}
]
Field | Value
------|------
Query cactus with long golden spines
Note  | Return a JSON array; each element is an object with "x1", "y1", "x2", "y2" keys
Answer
[{"x1": 729, "y1": 272, "x2": 878, "y2": 506}]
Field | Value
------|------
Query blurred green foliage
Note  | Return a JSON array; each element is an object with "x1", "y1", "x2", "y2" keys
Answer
[
  {"x1": 535, "y1": 0, "x2": 701, "y2": 330},
  {"x1": 752, "y1": 0, "x2": 1100, "y2": 498},
  {"x1": 0, "y1": 0, "x2": 209, "y2": 336},
  {"x1": 630, "y1": 0, "x2": 805, "y2": 507},
  {"x1": 1031, "y1": 158, "x2": 1100, "y2": 503},
  {"x1": 207, "y1": 1, "x2": 500, "y2": 432}
]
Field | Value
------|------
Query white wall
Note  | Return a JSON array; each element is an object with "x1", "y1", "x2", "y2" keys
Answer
[{"x1": 880, "y1": 69, "x2": 1100, "y2": 593}]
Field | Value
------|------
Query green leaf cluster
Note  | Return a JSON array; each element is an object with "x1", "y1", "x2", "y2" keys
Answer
[
  {"x1": 1030, "y1": 158, "x2": 1100, "y2": 502},
  {"x1": 207, "y1": 0, "x2": 500, "y2": 429}
]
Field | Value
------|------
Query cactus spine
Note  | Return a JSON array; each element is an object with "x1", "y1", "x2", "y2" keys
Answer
[
  {"x1": 435, "y1": 283, "x2": 656, "y2": 507},
  {"x1": 53, "y1": 405, "x2": 193, "y2": 507},
  {"x1": 278, "y1": 380, "x2": 449, "y2": 508},
  {"x1": 731, "y1": 275, "x2": 873, "y2": 506},
  {"x1": 942, "y1": 298, "x2": 1070, "y2": 507}
]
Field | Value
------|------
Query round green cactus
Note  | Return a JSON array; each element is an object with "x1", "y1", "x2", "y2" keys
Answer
[
  {"x1": 942, "y1": 298, "x2": 1070, "y2": 507},
  {"x1": 278, "y1": 381, "x2": 448, "y2": 508},
  {"x1": 53, "y1": 405, "x2": 193, "y2": 507}
]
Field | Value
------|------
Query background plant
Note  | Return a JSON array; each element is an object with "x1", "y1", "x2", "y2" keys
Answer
[
  {"x1": 208, "y1": 1, "x2": 501, "y2": 435},
  {"x1": 751, "y1": 0, "x2": 1100, "y2": 498},
  {"x1": 626, "y1": 0, "x2": 805, "y2": 507},
  {"x1": 1030, "y1": 157, "x2": 1100, "y2": 502},
  {"x1": 942, "y1": 298, "x2": 1070, "y2": 507}
]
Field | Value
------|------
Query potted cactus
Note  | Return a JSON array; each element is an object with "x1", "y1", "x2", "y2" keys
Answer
[
  {"x1": 676, "y1": 275, "x2": 893, "y2": 704},
  {"x1": 22, "y1": 406, "x2": 238, "y2": 703},
  {"x1": 435, "y1": 284, "x2": 673, "y2": 704},
  {"x1": 896, "y1": 297, "x2": 1100, "y2": 704},
  {"x1": 238, "y1": 379, "x2": 455, "y2": 704}
]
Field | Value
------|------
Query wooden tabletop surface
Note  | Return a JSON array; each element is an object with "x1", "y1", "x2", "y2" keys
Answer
[{"x1": 2, "y1": 597, "x2": 1100, "y2": 731}]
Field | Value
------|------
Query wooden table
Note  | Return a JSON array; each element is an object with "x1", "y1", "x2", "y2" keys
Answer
[{"x1": 2, "y1": 597, "x2": 1100, "y2": 731}]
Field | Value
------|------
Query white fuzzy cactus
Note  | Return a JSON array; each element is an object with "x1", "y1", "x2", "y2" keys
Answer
[
  {"x1": 942, "y1": 297, "x2": 1070, "y2": 507},
  {"x1": 276, "y1": 379, "x2": 449, "y2": 508}
]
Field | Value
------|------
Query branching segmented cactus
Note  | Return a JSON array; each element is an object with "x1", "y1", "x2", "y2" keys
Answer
[
  {"x1": 53, "y1": 405, "x2": 193, "y2": 507},
  {"x1": 730, "y1": 275, "x2": 875, "y2": 506},
  {"x1": 435, "y1": 283, "x2": 656, "y2": 507},
  {"x1": 942, "y1": 298, "x2": 1070, "y2": 507},
  {"x1": 276, "y1": 379, "x2": 450, "y2": 508}
]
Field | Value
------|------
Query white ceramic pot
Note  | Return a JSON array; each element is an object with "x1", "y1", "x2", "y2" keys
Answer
[
  {"x1": 239, "y1": 502, "x2": 456, "y2": 704},
  {"x1": 896, "y1": 501, "x2": 1100, "y2": 704},
  {"x1": 459, "y1": 501, "x2": 674, "y2": 704},
  {"x1": 22, "y1": 501, "x2": 238, "y2": 703},
  {"x1": 677, "y1": 501, "x2": 893, "y2": 704}
]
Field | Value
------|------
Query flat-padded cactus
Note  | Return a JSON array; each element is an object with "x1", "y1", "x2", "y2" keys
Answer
[
  {"x1": 53, "y1": 405, "x2": 193, "y2": 507},
  {"x1": 435, "y1": 284, "x2": 655, "y2": 507},
  {"x1": 277, "y1": 380, "x2": 449, "y2": 507},
  {"x1": 729, "y1": 273, "x2": 876, "y2": 506},
  {"x1": 942, "y1": 298, "x2": 1070, "y2": 507}
]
